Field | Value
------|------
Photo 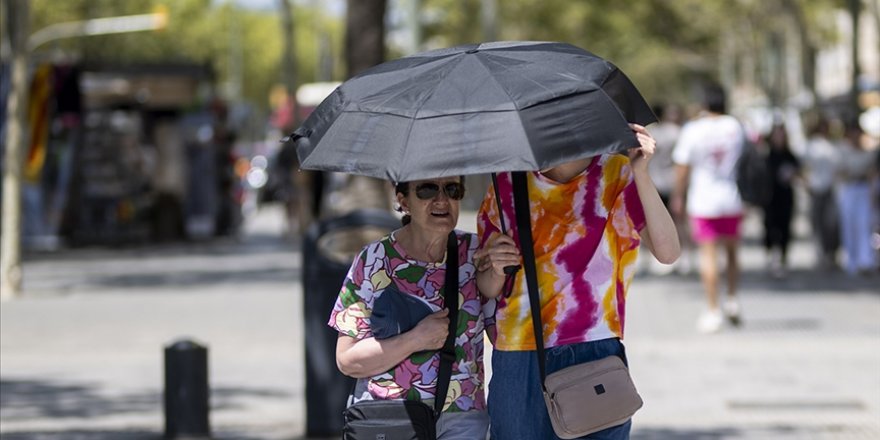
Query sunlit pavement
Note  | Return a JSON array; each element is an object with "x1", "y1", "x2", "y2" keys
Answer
[{"x1": 1, "y1": 205, "x2": 878, "y2": 439}]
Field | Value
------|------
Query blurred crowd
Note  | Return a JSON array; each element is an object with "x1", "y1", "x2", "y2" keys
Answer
[{"x1": 646, "y1": 102, "x2": 880, "y2": 279}]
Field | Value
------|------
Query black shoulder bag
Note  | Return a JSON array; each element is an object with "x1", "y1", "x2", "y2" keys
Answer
[
  {"x1": 342, "y1": 231, "x2": 459, "y2": 440},
  {"x1": 510, "y1": 171, "x2": 642, "y2": 439}
]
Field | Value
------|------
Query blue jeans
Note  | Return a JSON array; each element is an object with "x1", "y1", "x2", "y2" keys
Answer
[{"x1": 488, "y1": 338, "x2": 633, "y2": 440}]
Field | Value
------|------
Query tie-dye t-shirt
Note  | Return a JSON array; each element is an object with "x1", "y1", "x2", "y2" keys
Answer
[
  {"x1": 478, "y1": 154, "x2": 646, "y2": 351},
  {"x1": 328, "y1": 229, "x2": 490, "y2": 412}
]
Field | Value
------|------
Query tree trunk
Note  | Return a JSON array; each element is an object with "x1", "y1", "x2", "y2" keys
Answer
[
  {"x1": 782, "y1": 0, "x2": 817, "y2": 101},
  {"x1": 328, "y1": 0, "x2": 391, "y2": 218},
  {"x1": 850, "y1": 0, "x2": 861, "y2": 117},
  {"x1": 346, "y1": 0, "x2": 387, "y2": 78},
  {"x1": 279, "y1": 0, "x2": 297, "y2": 110},
  {"x1": 1, "y1": 0, "x2": 29, "y2": 300},
  {"x1": 277, "y1": 0, "x2": 315, "y2": 236}
]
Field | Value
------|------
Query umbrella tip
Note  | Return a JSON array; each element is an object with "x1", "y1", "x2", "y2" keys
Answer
[{"x1": 281, "y1": 129, "x2": 312, "y2": 143}]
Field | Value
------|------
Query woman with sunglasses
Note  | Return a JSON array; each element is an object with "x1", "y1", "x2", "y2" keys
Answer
[{"x1": 328, "y1": 176, "x2": 495, "y2": 439}]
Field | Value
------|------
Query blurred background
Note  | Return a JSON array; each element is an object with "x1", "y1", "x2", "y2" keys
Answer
[{"x1": 1, "y1": 0, "x2": 878, "y2": 439}]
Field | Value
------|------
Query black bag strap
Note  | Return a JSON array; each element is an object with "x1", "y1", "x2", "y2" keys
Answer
[
  {"x1": 511, "y1": 171, "x2": 548, "y2": 388},
  {"x1": 433, "y1": 230, "x2": 459, "y2": 415}
]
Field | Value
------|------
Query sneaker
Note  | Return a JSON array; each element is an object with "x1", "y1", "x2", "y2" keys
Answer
[
  {"x1": 696, "y1": 309, "x2": 724, "y2": 333},
  {"x1": 723, "y1": 300, "x2": 742, "y2": 327}
]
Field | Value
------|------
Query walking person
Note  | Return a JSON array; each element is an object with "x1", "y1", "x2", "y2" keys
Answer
[
  {"x1": 671, "y1": 85, "x2": 745, "y2": 333},
  {"x1": 836, "y1": 123, "x2": 878, "y2": 275},
  {"x1": 475, "y1": 123, "x2": 680, "y2": 439},
  {"x1": 760, "y1": 122, "x2": 801, "y2": 278},
  {"x1": 328, "y1": 176, "x2": 497, "y2": 439},
  {"x1": 802, "y1": 117, "x2": 840, "y2": 270}
]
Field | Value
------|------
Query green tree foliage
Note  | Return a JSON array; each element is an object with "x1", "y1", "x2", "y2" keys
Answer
[
  {"x1": 420, "y1": 0, "x2": 844, "y2": 107},
  {"x1": 28, "y1": 0, "x2": 343, "y2": 111}
]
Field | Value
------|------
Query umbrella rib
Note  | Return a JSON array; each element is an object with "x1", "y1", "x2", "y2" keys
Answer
[
  {"x1": 473, "y1": 54, "x2": 541, "y2": 167},
  {"x1": 596, "y1": 74, "x2": 630, "y2": 126},
  {"x1": 398, "y1": 55, "x2": 474, "y2": 180}
]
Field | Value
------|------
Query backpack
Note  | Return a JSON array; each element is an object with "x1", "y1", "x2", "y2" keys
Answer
[{"x1": 735, "y1": 133, "x2": 772, "y2": 206}]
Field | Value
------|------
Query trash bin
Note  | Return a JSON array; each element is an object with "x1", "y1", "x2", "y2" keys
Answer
[{"x1": 303, "y1": 208, "x2": 400, "y2": 437}]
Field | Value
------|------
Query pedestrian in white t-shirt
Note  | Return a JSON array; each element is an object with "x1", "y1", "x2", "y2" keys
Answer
[{"x1": 671, "y1": 85, "x2": 745, "y2": 333}]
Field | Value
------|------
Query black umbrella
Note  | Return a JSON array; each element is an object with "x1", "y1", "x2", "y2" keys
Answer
[{"x1": 291, "y1": 41, "x2": 656, "y2": 183}]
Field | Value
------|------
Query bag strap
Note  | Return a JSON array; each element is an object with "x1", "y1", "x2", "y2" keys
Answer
[
  {"x1": 347, "y1": 231, "x2": 459, "y2": 416},
  {"x1": 433, "y1": 230, "x2": 459, "y2": 415},
  {"x1": 511, "y1": 171, "x2": 548, "y2": 388}
]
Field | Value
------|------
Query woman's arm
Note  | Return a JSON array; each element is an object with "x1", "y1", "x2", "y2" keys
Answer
[
  {"x1": 634, "y1": 171, "x2": 681, "y2": 263},
  {"x1": 336, "y1": 309, "x2": 450, "y2": 378},
  {"x1": 630, "y1": 124, "x2": 681, "y2": 264}
]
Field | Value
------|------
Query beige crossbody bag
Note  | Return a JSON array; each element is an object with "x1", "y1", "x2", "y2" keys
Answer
[{"x1": 508, "y1": 171, "x2": 643, "y2": 438}]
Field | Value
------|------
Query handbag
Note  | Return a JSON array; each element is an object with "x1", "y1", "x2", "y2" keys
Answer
[
  {"x1": 509, "y1": 171, "x2": 643, "y2": 439},
  {"x1": 341, "y1": 230, "x2": 460, "y2": 440}
]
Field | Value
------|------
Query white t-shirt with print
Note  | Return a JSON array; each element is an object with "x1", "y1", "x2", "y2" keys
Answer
[{"x1": 672, "y1": 114, "x2": 745, "y2": 218}]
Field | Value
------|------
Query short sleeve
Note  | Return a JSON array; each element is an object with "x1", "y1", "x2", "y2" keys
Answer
[
  {"x1": 611, "y1": 158, "x2": 646, "y2": 233},
  {"x1": 327, "y1": 243, "x2": 389, "y2": 340}
]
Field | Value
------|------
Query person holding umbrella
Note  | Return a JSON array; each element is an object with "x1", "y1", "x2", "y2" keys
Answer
[
  {"x1": 292, "y1": 41, "x2": 678, "y2": 439},
  {"x1": 475, "y1": 124, "x2": 680, "y2": 439},
  {"x1": 328, "y1": 176, "x2": 496, "y2": 439}
]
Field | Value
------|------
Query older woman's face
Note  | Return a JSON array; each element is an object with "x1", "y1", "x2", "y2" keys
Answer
[{"x1": 398, "y1": 177, "x2": 463, "y2": 234}]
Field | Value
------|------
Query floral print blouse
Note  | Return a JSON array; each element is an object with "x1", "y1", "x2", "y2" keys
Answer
[{"x1": 328, "y1": 229, "x2": 493, "y2": 412}]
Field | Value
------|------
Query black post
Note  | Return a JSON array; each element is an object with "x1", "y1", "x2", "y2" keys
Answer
[{"x1": 164, "y1": 339, "x2": 210, "y2": 439}]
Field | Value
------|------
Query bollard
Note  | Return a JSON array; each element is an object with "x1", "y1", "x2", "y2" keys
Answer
[{"x1": 164, "y1": 339, "x2": 210, "y2": 439}]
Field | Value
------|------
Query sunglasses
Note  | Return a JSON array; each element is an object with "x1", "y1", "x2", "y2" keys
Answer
[{"x1": 414, "y1": 182, "x2": 465, "y2": 200}]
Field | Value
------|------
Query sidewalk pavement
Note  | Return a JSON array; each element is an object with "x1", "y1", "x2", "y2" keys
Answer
[{"x1": 1, "y1": 205, "x2": 879, "y2": 439}]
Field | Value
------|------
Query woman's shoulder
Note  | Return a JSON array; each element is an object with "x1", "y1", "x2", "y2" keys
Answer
[
  {"x1": 598, "y1": 153, "x2": 635, "y2": 181},
  {"x1": 353, "y1": 232, "x2": 400, "y2": 262}
]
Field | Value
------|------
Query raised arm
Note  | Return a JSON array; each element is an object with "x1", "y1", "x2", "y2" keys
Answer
[{"x1": 629, "y1": 124, "x2": 681, "y2": 264}]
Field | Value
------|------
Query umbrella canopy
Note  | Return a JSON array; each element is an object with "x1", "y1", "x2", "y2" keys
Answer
[{"x1": 292, "y1": 41, "x2": 656, "y2": 182}]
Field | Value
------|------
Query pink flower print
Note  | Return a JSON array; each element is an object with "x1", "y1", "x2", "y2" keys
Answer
[
  {"x1": 369, "y1": 377, "x2": 405, "y2": 400},
  {"x1": 348, "y1": 264, "x2": 364, "y2": 287},
  {"x1": 394, "y1": 360, "x2": 423, "y2": 389},
  {"x1": 424, "y1": 269, "x2": 446, "y2": 295}
]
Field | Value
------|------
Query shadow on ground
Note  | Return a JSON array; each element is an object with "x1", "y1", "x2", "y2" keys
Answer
[
  {"x1": 1, "y1": 379, "x2": 294, "y2": 419},
  {"x1": 0, "y1": 429, "x2": 271, "y2": 440},
  {"x1": 0, "y1": 379, "x2": 158, "y2": 420}
]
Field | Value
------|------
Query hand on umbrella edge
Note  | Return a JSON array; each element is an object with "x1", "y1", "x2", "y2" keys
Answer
[{"x1": 628, "y1": 123, "x2": 656, "y2": 174}]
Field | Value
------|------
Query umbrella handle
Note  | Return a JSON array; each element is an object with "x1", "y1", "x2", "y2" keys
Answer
[{"x1": 491, "y1": 173, "x2": 522, "y2": 279}]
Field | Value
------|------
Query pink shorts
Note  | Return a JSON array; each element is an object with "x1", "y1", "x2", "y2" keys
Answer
[{"x1": 690, "y1": 216, "x2": 742, "y2": 243}]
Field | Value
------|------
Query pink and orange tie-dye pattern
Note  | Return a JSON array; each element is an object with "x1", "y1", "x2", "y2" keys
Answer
[{"x1": 478, "y1": 154, "x2": 646, "y2": 351}]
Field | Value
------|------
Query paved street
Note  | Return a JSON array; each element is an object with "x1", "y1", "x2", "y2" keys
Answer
[{"x1": 1, "y1": 205, "x2": 879, "y2": 439}]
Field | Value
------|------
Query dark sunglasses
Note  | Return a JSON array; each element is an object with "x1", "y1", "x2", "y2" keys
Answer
[{"x1": 414, "y1": 182, "x2": 465, "y2": 200}]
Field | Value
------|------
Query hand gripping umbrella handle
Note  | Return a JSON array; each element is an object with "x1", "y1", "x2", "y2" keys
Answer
[{"x1": 491, "y1": 173, "x2": 521, "y2": 277}]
